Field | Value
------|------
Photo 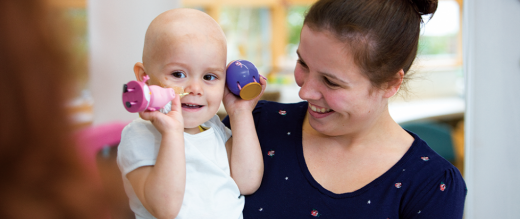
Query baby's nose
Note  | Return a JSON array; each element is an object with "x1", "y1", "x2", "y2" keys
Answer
[{"x1": 185, "y1": 81, "x2": 203, "y2": 96}]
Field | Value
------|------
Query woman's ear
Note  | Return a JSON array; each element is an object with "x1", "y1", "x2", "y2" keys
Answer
[
  {"x1": 133, "y1": 62, "x2": 148, "y2": 83},
  {"x1": 383, "y1": 69, "x2": 404, "y2": 98}
]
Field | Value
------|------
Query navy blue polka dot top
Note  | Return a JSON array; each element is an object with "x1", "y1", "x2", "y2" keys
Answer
[{"x1": 223, "y1": 101, "x2": 466, "y2": 219}]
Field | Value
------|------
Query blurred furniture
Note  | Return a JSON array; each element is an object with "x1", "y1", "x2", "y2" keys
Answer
[
  {"x1": 451, "y1": 120, "x2": 465, "y2": 176},
  {"x1": 67, "y1": 92, "x2": 95, "y2": 131},
  {"x1": 401, "y1": 121, "x2": 456, "y2": 164},
  {"x1": 389, "y1": 97, "x2": 464, "y2": 124},
  {"x1": 75, "y1": 122, "x2": 134, "y2": 219},
  {"x1": 260, "y1": 90, "x2": 281, "y2": 102}
]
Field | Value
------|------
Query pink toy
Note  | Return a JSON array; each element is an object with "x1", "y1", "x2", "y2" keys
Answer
[{"x1": 122, "y1": 75, "x2": 176, "y2": 113}]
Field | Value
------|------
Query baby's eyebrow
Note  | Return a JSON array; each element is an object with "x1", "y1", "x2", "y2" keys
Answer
[{"x1": 207, "y1": 67, "x2": 225, "y2": 73}]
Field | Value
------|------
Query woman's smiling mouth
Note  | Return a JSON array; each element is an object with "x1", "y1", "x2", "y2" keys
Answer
[{"x1": 308, "y1": 102, "x2": 333, "y2": 113}]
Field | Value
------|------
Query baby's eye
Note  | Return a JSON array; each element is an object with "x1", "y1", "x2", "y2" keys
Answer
[
  {"x1": 171, "y1": 71, "x2": 186, "y2": 78},
  {"x1": 203, "y1": 74, "x2": 218, "y2": 81}
]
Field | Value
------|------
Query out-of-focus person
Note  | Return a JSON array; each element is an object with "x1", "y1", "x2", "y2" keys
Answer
[{"x1": 0, "y1": 0, "x2": 104, "y2": 218}]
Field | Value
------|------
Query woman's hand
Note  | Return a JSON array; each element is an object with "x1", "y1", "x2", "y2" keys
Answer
[
  {"x1": 139, "y1": 94, "x2": 184, "y2": 135},
  {"x1": 222, "y1": 75, "x2": 267, "y2": 117}
]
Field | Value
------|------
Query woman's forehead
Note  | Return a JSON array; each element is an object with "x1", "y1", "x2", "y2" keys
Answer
[{"x1": 299, "y1": 26, "x2": 370, "y2": 84}]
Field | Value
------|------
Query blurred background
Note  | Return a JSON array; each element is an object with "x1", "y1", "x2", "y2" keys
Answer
[{"x1": 47, "y1": 0, "x2": 519, "y2": 218}]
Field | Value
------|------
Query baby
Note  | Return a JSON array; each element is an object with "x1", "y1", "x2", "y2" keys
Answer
[{"x1": 117, "y1": 8, "x2": 264, "y2": 219}]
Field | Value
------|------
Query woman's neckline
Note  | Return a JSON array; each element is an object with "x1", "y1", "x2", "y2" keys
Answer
[{"x1": 293, "y1": 101, "x2": 418, "y2": 198}]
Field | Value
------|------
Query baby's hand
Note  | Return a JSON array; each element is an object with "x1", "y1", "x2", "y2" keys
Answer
[
  {"x1": 223, "y1": 75, "x2": 267, "y2": 117},
  {"x1": 139, "y1": 94, "x2": 184, "y2": 135}
]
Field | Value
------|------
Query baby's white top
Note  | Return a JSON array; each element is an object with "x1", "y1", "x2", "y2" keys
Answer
[{"x1": 117, "y1": 115, "x2": 244, "y2": 219}]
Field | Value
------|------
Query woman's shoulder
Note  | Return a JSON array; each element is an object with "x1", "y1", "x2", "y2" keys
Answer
[
  {"x1": 397, "y1": 132, "x2": 466, "y2": 193},
  {"x1": 252, "y1": 100, "x2": 308, "y2": 126},
  {"x1": 253, "y1": 100, "x2": 308, "y2": 113},
  {"x1": 396, "y1": 133, "x2": 467, "y2": 218},
  {"x1": 400, "y1": 132, "x2": 460, "y2": 174},
  {"x1": 224, "y1": 101, "x2": 308, "y2": 129}
]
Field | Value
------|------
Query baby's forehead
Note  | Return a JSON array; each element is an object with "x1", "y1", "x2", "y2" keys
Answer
[
  {"x1": 150, "y1": 30, "x2": 226, "y2": 58},
  {"x1": 143, "y1": 9, "x2": 226, "y2": 61},
  {"x1": 150, "y1": 9, "x2": 224, "y2": 41}
]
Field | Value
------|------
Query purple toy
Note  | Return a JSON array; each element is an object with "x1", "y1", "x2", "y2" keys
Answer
[
  {"x1": 122, "y1": 75, "x2": 177, "y2": 113},
  {"x1": 226, "y1": 60, "x2": 262, "y2": 100}
]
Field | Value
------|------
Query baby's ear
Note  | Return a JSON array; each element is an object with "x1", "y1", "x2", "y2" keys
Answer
[{"x1": 133, "y1": 62, "x2": 147, "y2": 82}]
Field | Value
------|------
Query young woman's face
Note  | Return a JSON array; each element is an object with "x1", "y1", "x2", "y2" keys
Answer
[{"x1": 295, "y1": 25, "x2": 389, "y2": 136}]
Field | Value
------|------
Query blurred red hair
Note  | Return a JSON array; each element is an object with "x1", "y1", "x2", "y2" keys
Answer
[{"x1": 0, "y1": 0, "x2": 104, "y2": 218}]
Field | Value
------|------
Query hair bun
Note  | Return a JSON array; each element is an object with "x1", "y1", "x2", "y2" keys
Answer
[{"x1": 410, "y1": 0, "x2": 438, "y2": 15}]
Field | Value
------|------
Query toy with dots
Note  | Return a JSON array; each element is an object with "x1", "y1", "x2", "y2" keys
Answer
[
  {"x1": 122, "y1": 75, "x2": 187, "y2": 113},
  {"x1": 226, "y1": 60, "x2": 262, "y2": 100}
]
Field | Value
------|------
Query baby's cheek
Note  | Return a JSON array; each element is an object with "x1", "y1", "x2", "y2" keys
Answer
[
  {"x1": 162, "y1": 81, "x2": 183, "y2": 89},
  {"x1": 209, "y1": 87, "x2": 225, "y2": 102}
]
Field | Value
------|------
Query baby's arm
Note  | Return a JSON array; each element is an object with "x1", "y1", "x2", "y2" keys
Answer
[
  {"x1": 223, "y1": 77, "x2": 266, "y2": 195},
  {"x1": 127, "y1": 96, "x2": 186, "y2": 219}
]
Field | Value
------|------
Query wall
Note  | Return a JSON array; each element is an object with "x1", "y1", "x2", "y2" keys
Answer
[
  {"x1": 88, "y1": 0, "x2": 180, "y2": 124},
  {"x1": 464, "y1": 0, "x2": 520, "y2": 218}
]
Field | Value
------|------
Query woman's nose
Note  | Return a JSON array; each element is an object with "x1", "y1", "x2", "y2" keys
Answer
[{"x1": 298, "y1": 75, "x2": 321, "y2": 101}]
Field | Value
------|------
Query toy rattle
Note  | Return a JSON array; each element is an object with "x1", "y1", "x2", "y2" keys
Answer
[
  {"x1": 226, "y1": 60, "x2": 262, "y2": 100},
  {"x1": 122, "y1": 75, "x2": 187, "y2": 113}
]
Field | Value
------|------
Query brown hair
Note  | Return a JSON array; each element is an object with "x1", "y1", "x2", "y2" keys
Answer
[
  {"x1": 0, "y1": 1, "x2": 104, "y2": 218},
  {"x1": 304, "y1": 0, "x2": 438, "y2": 89}
]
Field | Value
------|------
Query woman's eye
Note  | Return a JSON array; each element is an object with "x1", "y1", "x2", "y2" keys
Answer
[
  {"x1": 203, "y1": 74, "x2": 217, "y2": 81},
  {"x1": 324, "y1": 77, "x2": 339, "y2": 87},
  {"x1": 297, "y1": 59, "x2": 308, "y2": 68},
  {"x1": 171, "y1": 71, "x2": 186, "y2": 78}
]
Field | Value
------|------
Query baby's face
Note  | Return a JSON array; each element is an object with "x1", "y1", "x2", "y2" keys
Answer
[{"x1": 145, "y1": 35, "x2": 226, "y2": 132}]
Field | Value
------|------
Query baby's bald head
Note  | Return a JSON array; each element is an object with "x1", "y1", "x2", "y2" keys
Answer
[
  {"x1": 133, "y1": 9, "x2": 228, "y2": 129},
  {"x1": 142, "y1": 8, "x2": 226, "y2": 67}
]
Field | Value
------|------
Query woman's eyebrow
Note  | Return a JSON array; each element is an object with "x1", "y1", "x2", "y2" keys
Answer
[
  {"x1": 319, "y1": 71, "x2": 349, "y2": 84},
  {"x1": 296, "y1": 50, "x2": 304, "y2": 62},
  {"x1": 297, "y1": 50, "x2": 348, "y2": 84}
]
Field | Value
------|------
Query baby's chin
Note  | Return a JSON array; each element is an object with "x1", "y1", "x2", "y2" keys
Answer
[{"x1": 183, "y1": 115, "x2": 212, "y2": 129}]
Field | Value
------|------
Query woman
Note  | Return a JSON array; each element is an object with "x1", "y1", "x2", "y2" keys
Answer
[
  {"x1": 224, "y1": 0, "x2": 466, "y2": 218},
  {"x1": 0, "y1": 1, "x2": 104, "y2": 218}
]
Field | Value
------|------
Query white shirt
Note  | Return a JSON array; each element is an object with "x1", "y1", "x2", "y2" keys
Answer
[{"x1": 117, "y1": 115, "x2": 244, "y2": 219}]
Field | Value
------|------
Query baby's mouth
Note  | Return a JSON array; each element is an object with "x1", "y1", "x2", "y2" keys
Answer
[{"x1": 182, "y1": 103, "x2": 203, "y2": 109}]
